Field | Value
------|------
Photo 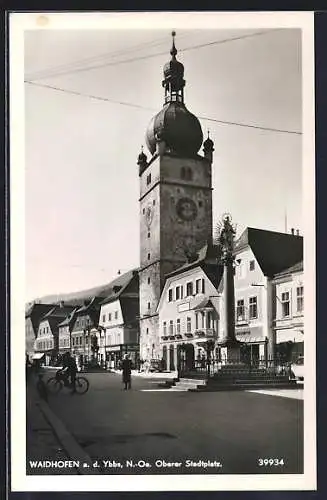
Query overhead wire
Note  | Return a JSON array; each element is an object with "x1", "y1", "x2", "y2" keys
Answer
[
  {"x1": 25, "y1": 30, "x2": 195, "y2": 82},
  {"x1": 25, "y1": 29, "x2": 282, "y2": 82},
  {"x1": 24, "y1": 80, "x2": 302, "y2": 136}
]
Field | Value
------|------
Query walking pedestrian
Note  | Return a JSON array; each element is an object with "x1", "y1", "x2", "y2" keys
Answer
[{"x1": 121, "y1": 354, "x2": 132, "y2": 390}]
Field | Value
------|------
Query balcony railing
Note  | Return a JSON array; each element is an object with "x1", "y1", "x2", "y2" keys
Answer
[{"x1": 194, "y1": 328, "x2": 216, "y2": 338}]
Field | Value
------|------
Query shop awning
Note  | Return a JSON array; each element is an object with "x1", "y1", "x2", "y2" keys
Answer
[
  {"x1": 31, "y1": 353, "x2": 45, "y2": 360},
  {"x1": 235, "y1": 326, "x2": 265, "y2": 343},
  {"x1": 236, "y1": 334, "x2": 266, "y2": 343},
  {"x1": 276, "y1": 329, "x2": 304, "y2": 344}
]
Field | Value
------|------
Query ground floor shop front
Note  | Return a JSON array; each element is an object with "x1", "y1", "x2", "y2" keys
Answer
[{"x1": 100, "y1": 344, "x2": 139, "y2": 370}]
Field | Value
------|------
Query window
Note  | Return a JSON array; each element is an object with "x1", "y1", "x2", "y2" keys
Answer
[
  {"x1": 281, "y1": 292, "x2": 290, "y2": 317},
  {"x1": 176, "y1": 319, "x2": 181, "y2": 334},
  {"x1": 108, "y1": 313, "x2": 112, "y2": 321},
  {"x1": 147, "y1": 277, "x2": 150, "y2": 284},
  {"x1": 153, "y1": 200, "x2": 156, "y2": 206},
  {"x1": 195, "y1": 279, "x2": 201, "y2": 294},
  {"x1": 168, "y1": 289, "x2": 173, "y2": 302},
  {"x1": 148, "y1": 302, "x2": 150, "y2": 310},
  {"x1": 186, "y1": 317, "x2": 192, "y2": 333},
  {"x1": 249, "y1": 297, "x2": 258, "y2": 319},
  {"x1": 186, "y1": 282, "x2": 193, "y2": 297},
  {"x1": 146, "y1": 328, "x2": 149, "y2": 335},
  {"x1": 195, "y1": 313, "x2": 199, "y2": 329},
  {"x1": 72, "y1": 337, "x2": 75, "y2": 346},
  {"x1": 236, "y1": 299, "x2": 245, "y2": 321},
  {"x1": 80, "y1": 336, "x2": 83, "y2": 345},
  {"x1": 147, "y1": 232, "x2": 150, "y2": 238},
  {"x1": 147, "y1": 253, "x2": 150, "y2": 260},
  {"x1": 237, "y1": 263, "x2": 246, "y2": 279},
  {"x1": 175, "y1": 286, "x2": 180, "y2": 300},
  {"x1": 249, "y1": 260, "x2": 255, "y2": 271},
  {"x1": 115, "y1": 311, "x2": 118, "y2": 320},
  {"x1": 102, "y1": 314, "x2": 105, "y2": 322},
  {"x1": 181, "y1": 167, "x2": 186, "y2": 179},
  {"x1": 143, "y1": 208, "x2": 145, "y2": 214},
  {"x1": 198, "y1": 200, "x2": 203, "y2": 208},
  {"x1": 163, "y1": 322, "x2": 167, "y2": 336},
  {"x1": 187, "y1": 168, "x2": 193, "y2": 181},
  {"x1": 146, "y1": 173, "x2": 151, "y2": 185},
  {"x1": 296, "y1": 286, "x2": 304, "y2": 312},
  {"x1": 169, "y1": 320, "x2": 174, "y2": 335}
]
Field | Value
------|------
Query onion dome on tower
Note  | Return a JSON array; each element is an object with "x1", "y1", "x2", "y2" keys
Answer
[
  {"x1": 203, "y1": 130, "x2": 215, "y2": 163},
  {"x1": 145, "y1": 31, "x2": 203, "y2": 158},
  {"x1": 137, "y1": 146, "x2": 148, "y2": 175}
]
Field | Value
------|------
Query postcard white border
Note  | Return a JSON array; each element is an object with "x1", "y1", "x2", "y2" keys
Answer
[{"x1": 10, "y1": 11, "x2": 316, "y2": 492}]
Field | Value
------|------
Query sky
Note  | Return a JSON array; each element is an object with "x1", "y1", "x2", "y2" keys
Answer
[{"x1": 24, "y1": 26, "x2": 302, "y2": 301}]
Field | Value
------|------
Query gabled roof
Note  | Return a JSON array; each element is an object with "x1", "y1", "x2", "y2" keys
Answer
[
  {"x1": 234, "y1": 227, "x2": 303, "y2": 278},
  {"x1": 100, "y1": 269, "x2": 139, "y2": 306},
  {"x1": 273, "y1": 260, "x2": 303, "y2": 278},
  {"x1": 57, "y1": 308, "x2": 79, "y2": 327},
  {"x1": 193, "y1": 298, "x2": 215, "y2": 310},
  {"x1": 165, "y1": 243, "x2": 223, "y2": 287},
  {"x1": 25, "y1": 303, "x2": 55, "y2": 320},
  {"x1": 76, "y1": 296, "x2": 103, "y2": 314},
  {"x1": 42, "y1": 304, "x2": 76, "y2": 321}
]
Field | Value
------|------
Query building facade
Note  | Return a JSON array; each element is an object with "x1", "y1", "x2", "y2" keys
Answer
[
  {"x1": 25, "y1": 303, "x2": 56, "y2": 358},
  {"x1": 273, "y1": 261, "x2": 304, "y2": 361},
  {"x1": 70, "y1": 297, "x2": 102, "y2": 368},
  {"x1": 157, "y1": 244, "x2": 222, "y2": 372},
  {"x1": 138, "y1": 33, "x2": 214, "y2": 362},
  {"x1": 57, "y1": 308, "x2": 78, "y2": 357},
  {"x1": 33, "y1": 303, "x2": 76, "y2": 365},
  {"x1": 98, "y1": 269, "x2": 139, "y2": 369}
]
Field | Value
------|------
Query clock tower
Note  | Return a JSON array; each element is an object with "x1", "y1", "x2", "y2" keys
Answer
[{"x1": 137, "y1": 32, "x2": 215, "y2": 362}]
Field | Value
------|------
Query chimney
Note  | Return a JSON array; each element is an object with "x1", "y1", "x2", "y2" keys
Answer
[
  {"x1": 291, "y1": 228, "x2": 294, "y2": 235},
  {"x1": 296, "y1": 229, "x2": 300, "y2": 236}
]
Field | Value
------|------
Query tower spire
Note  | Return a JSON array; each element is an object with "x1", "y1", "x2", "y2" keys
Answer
[
  {"x1": 170, "y1": 30, "x2": 177, "y2": 59},
  {"x1": 162, "y1": 31, "x2": 185, "y2": 104}
]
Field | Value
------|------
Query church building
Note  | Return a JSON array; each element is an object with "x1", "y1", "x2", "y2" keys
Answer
[{"x1": 137, "y1": 32, "x2": 215, "y2": 362}]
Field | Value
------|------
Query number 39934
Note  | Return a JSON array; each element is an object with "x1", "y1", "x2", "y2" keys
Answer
[{"x1": 258, "y1": 458, "x2": 284, "y2": 466}]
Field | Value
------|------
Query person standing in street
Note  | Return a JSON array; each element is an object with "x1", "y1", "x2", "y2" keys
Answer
[{"x1": 122, "y1": 354, "x2": 132, "y2": 390}]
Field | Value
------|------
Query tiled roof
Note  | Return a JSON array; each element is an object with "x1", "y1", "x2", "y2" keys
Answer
[
  {"x1": 100, "y1": 269, "x2": 139, "y2": 305},
  {"x1": 165, "y1": 243, "x2": 223, "y2": 289},
  {"x1": 57, "y1": 308, "x2": 78, "y2": 327},
  {"x1": 234, "y1": 227, "x2": 303, "y2": 278},
  {"x1": 273, "y1": 260, "x2": 303, "y2": 278},
  {"x1": 25, "y1": 303, "x2": 55, "y2": 320},
  {"x1": 43, "y1": 304, "x2": 76, "y2": 320}
]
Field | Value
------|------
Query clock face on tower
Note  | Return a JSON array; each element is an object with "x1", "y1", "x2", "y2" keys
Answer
[
  {"x1": 176, "y1": 197, "x2": 198, "y2": 221},
  {"x1": 145, "y1": 205, "x2": 154, "y2": 227}
]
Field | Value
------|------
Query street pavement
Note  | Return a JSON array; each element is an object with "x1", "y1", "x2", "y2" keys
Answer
[
  {"x1": 26, "y1": 375, "x2": 77, "y2": 475},
  {"x1": 35, "y1": 370, "x2": 304, "y2": 476}
]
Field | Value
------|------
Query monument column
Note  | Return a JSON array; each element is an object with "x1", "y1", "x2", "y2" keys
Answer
[{"x1": 217, "y1": 214, "x2": 242, "y2": 362}]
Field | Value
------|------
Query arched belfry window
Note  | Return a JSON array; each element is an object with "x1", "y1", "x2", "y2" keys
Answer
[{"x1": 181, "y1": 167, "x2": 193, "y2": 180}]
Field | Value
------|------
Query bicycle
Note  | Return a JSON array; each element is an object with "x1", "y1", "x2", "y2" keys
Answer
[{"x1": 46, "y1": 369, "x2": 90, "y2": 395}]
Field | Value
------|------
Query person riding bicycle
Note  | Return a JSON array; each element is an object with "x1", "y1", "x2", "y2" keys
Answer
[{"x1": 61, "y1": 352, "x2": 77, "y2": 393}]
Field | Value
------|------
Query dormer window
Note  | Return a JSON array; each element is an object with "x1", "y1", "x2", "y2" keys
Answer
[
  {"x1": 186, "y1": 282, "x2": 193, "y2": 297},
  {"x1": 249, "y1": 260, "x2": 255, "y2": 271}
]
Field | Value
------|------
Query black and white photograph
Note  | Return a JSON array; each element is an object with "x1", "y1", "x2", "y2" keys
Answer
[{"x1": 10, "y1": 11, "x2": 315, "y2": 492}]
